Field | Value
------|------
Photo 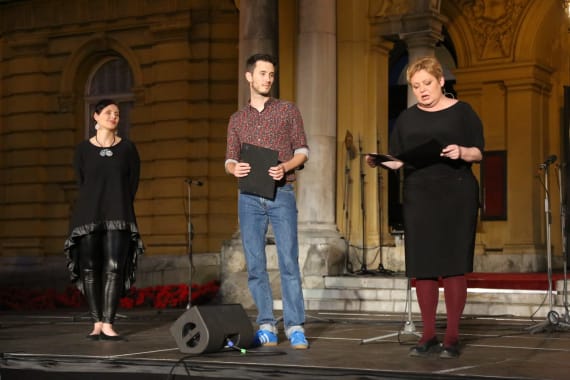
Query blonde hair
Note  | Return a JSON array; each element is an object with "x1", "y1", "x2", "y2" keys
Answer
[{"x1": 406, "y1": 56, "x2": 444, "y2": 84}]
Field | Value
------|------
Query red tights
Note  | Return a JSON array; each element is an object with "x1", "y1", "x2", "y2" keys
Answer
[{"x1": 415, "y1": 275, "x2": 467, "y2": 347}]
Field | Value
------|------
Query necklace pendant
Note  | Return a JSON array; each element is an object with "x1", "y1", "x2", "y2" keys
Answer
[{"x1": 100, "y1": 148, "x2": 113, "y2": 157}]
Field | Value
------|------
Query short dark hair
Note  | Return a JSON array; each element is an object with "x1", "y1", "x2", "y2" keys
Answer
[
  {"x1": 94, "y1": 98, "x2": 118, "y2": 114},
  {"x1": 246, "y1": 53, "x2": 277, "y2": 73}
]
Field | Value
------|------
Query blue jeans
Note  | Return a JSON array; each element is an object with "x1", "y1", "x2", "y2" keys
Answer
[{"x1": 238, "y1": 184, "x2": 305, "y2": 335}]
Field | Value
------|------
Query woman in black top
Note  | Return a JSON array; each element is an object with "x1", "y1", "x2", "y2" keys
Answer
[
  {"x1": 64, "y1": 99, "x2": 144, "y2": 340},
  {"x1": 367, "y1": 56, "x2": 484, "y2": 358}
]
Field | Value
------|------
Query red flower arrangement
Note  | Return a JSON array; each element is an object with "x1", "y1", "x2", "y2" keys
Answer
[
  {"x1": 0, "y1": 280, "x2": 220, "y2": 311},
  {"x1": 119, "y1": 281, "x2": 220, "y2": 309}
]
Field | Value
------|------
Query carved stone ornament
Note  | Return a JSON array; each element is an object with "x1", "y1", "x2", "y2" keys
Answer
[
  {"x1": 457, "y1": 0, "x2": 531, "y2": 59},
  {"x1": 371, "y1": 0, "x2": 412, "y2": 18}
]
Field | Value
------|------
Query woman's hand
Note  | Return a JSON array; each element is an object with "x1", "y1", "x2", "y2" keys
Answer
[
  {"x1": 441, "y1": 144, "x2": 462, "y2": 160},
  {"x1": 366, "y1": 154, "x2": 403, "y2": 170},
  {"x1": 441, "y1": 144, "x2": 482, "y2": 162},
  {"x1": 380, "y1": 161, "x2": 404, "y2": 170},
  {"x1": 365, "y1": 154, "x2": 378, "y2": 168}
]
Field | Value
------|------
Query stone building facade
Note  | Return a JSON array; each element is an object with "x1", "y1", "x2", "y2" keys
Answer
[
  {"x1": 1, "y1": 0, "x2": 569, "y2": 307},
  {"x1": 0, "y1": 0, "x2": 240, "y2": 288}
]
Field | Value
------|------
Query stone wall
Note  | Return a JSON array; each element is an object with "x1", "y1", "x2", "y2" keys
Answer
[{"x1": 0, "y1": 1, "x2": 240, "y2": 288}]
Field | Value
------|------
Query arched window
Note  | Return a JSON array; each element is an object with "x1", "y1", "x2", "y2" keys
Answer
[{"x1": 84, "y1": 56, "x2": 134, "y2": 138}]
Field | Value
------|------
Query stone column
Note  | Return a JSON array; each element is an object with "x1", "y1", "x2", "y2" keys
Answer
[
  {"x1": 502, "y1": 77, "x2": 550, "y2": 268},
  {"x1": 295, "y1": 0, "x2": 345, "y2": 287},
  {"x1": 370, "y1": 1, "x2": 446, "y2": 106},
  {"x1": 220, "y1": 0, "x2": 279, "y2": 307},
  {"x1": 221, "y1": 0, "x2": 344, "y2": 306},
  {"x1": 237, "y1": 0, "x2": 278, "y2": 108}
]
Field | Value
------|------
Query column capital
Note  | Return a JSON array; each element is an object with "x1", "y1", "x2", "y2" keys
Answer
[{"x1": 371, "y1": 7, "x2": 447, "y2": 45}]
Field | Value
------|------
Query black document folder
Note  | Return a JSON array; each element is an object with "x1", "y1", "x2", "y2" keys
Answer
[
  {"x1": 239, "y1": 143, "x2": 279, "y2": 199},
  {"x1": 369, "y1": 139, "x2": 444, "y2": 169}
]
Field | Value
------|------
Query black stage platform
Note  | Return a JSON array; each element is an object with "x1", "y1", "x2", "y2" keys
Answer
[{"x1": 1, "y1": 307, "x2": 569, "y2": 380}]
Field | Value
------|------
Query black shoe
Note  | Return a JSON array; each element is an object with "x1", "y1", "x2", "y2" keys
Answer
[
  {"x1": 409, "y1": 337, "x2": 440, "y2": 357},
  {"x1": 100, "y1": 332, "x2": 125, "y2": 341},
  {"x1": 86, "y1": 334, "x2": 100, "y2": 341},
  {"x1": 440, "y1": 342, "x2": 460, "y2": 359}
]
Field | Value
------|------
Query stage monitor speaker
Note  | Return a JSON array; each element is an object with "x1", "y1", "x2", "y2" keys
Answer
[{"x1": 170, "y1": 304, "x2": 254, "y2": 354}]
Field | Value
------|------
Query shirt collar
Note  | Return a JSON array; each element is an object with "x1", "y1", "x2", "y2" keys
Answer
[{"x1": 248, "y1": 97, "x2": 275, "y2": 111}]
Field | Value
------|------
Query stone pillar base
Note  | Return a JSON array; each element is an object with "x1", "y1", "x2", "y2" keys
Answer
[
  {"x1": 219, "y1": 229, "x2": 346, "y2": 307},
  {"x1": 299, "y1": 229, "x2": 346, "y2": 288}
]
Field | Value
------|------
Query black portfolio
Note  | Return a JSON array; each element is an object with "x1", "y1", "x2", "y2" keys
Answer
[
  {"x1": 238, "y1": 143, "x2": 279, "y2": 199},
  {"x1": 369, "y1": 139, "x2": 444, "y2": 169}
]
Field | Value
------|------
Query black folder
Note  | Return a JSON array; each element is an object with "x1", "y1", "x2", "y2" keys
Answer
[
  {"x1": 238, "y1": 143, "x2": 279, "y2": 199},
  {"x1": 369, "y1": 139, "x2": 444, "y2": 169}
]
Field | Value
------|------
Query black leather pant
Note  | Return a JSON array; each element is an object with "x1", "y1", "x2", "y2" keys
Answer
[{"x1": 77, "y1": 230, "x2": 130, "y2": 324}]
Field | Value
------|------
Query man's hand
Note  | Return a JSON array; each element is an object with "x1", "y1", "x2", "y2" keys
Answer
[
  {"x1": 269, "y1": 164, "x2": 286, "y2": 180},
  {"x1": 229, "y1": 162, "x2": 251, "y2": 178}
]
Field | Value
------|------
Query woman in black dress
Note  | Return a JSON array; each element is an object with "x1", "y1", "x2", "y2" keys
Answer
[
  {"x1": 64, "y1": 99, "x2": 144, "y2": 340},
  {"x1": 368, "y1": 56, "x2": 484, "y2": 358}
]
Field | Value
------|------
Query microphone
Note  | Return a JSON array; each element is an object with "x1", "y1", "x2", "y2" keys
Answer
[
  {"x1": 540, "y1": 154, "x2": 557, "y2": 167},
  {"x1": 185, "y1": 179, "x2": 203, "y2": 186},
  {"x1": 344, "y1": 130, "x2": 356, "y2": 160}
]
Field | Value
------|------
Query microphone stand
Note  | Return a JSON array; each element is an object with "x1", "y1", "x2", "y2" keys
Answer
[
  {"x1": 353, "y1": 137, "x2": 375, "y2": 275},
  {"x1": 557, "y1": 164, "x2": 570, "y2": 326},
  {"x1": 361, "y1": 277, "x2": 420, "y2": 344},
  {"x1": 375, "y1": 138, "x2": 393, "y2": 276},
  {"x1": 527, "y1": 158, "x2": 568, "y2": 333},
  {"x1": 343, "y1": 131, "x2": 356, "y2": 274},
  {"x1": 185, "y1": 179, "x2": 203, "y2": 309}
]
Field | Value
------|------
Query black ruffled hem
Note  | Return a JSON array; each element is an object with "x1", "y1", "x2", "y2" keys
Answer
[{"x1": 63, "y1": 220, "x2": 144, "y2": 295}]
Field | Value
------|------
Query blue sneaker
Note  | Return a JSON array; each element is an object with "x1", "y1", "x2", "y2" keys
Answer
[
  {"x1": 289, "y1": 331, "x2": 308, "y2": 349},
  {"x1": 254, "y1": 329, "x2": 278, "y2": 347}
]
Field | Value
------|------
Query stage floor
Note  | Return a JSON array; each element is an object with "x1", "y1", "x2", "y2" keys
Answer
[{"x1": 1, "y1": 307, "x2": 570, "y2": 380}]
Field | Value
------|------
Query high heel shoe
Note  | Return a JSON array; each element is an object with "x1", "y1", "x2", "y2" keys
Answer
[
  {"x1": 100, "y1": 332, "x2": 125, "y2": 341},
  {"x1": 86, "y1": 333, "x2": 100, "y2": 341},
  {"x1": 408, "y1": 336, "x2": 440, "y2": 357}
]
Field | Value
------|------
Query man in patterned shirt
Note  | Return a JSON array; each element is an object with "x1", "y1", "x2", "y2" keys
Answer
[{"x1": 225, "y1": 53, "x2": 310, "y2": 349}]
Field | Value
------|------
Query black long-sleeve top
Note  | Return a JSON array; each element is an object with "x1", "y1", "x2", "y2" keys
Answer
[
  {"x1": 64, "y1": 138, "x2": 143, "y2": 293},
  {"x1": 70, "y1": 139, "x2": 140, "y2": 230}
]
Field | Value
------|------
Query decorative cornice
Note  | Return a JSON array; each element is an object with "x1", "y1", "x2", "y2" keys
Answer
[
  {"x1": 149, "y1": 21, "x2": 192, "y2": 41},
  {"x1": 7, "y1": 36, "x2": 47, "y2": 55},
  {"x1": 454, "y1": 61, "x2": 554, "y2": 93}
]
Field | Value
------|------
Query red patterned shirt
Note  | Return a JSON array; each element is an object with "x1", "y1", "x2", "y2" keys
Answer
[{"x1": 225, "y1": 98, "x2": 309, "y2": 182}]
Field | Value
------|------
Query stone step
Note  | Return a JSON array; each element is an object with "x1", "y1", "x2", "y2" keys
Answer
[{"x1": 276, "y1": 276, "x2": 570, "y2": 320}]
